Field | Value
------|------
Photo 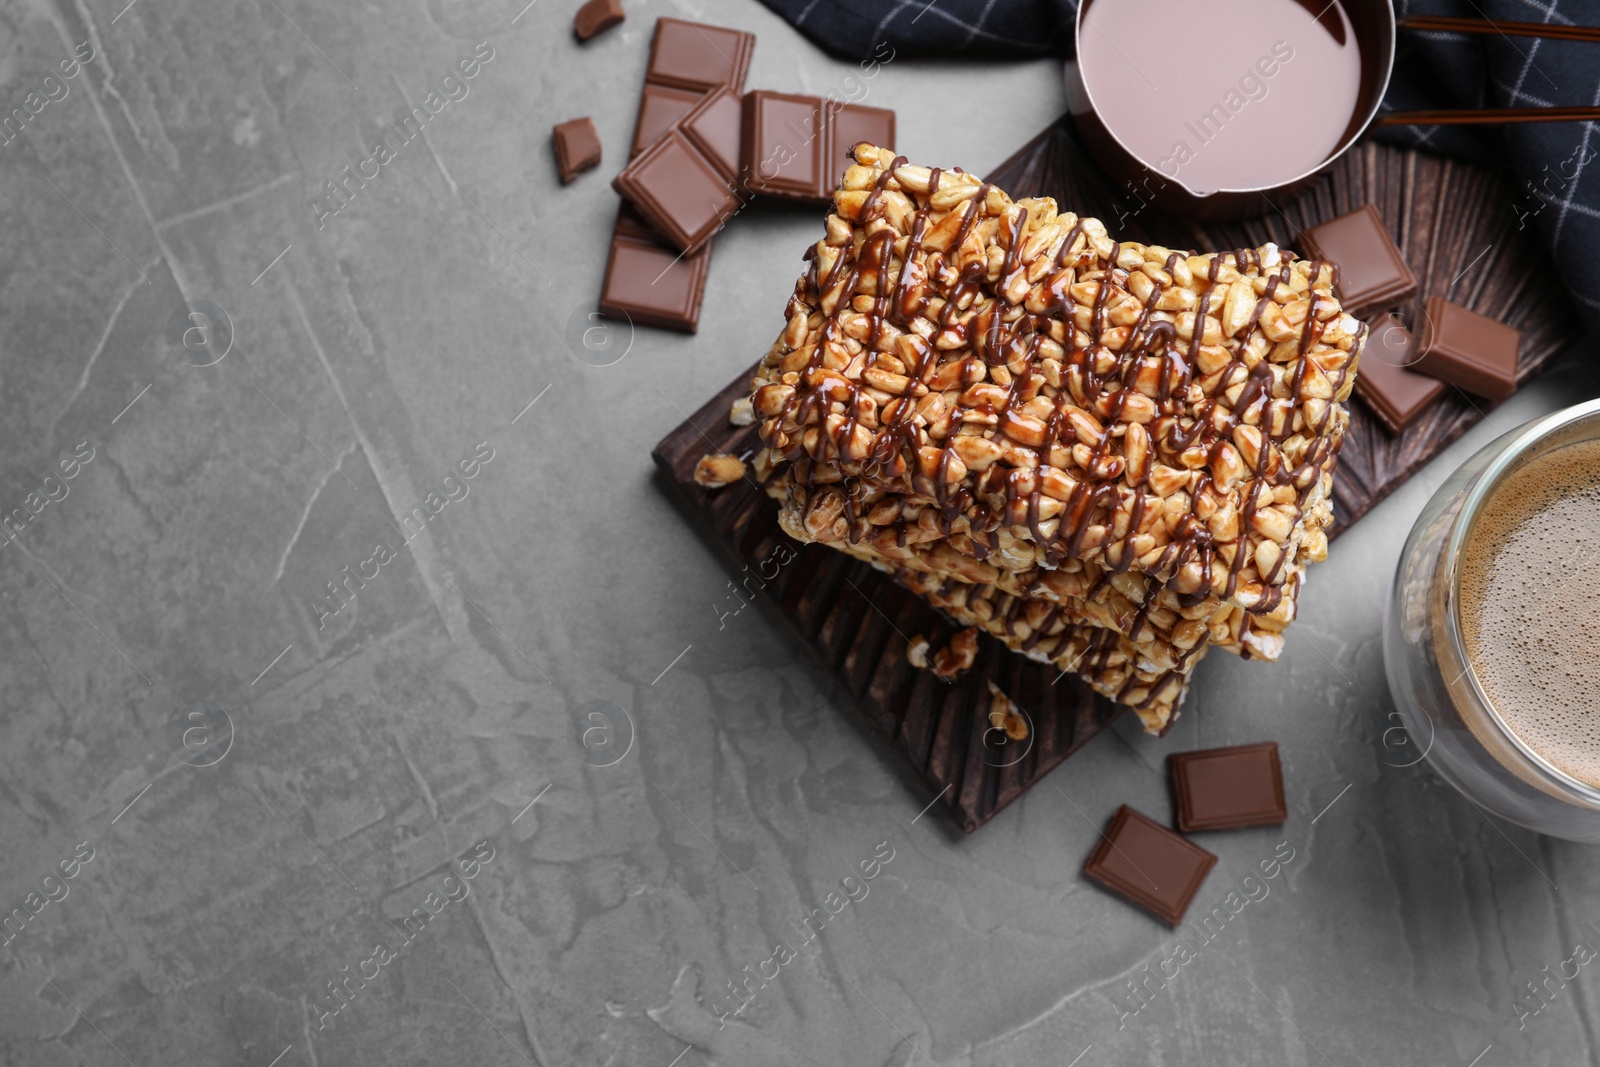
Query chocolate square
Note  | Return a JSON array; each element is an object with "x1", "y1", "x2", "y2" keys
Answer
[
  {"x1": 1300, "y1": 204, "x2": 1417, "y2": 318},
  {"x1": 742, "y1": 91, "x2": 822, "y2": 198},
  {"x1": 1081, "y1": 805, "x2": 1216, "y2": 925},
  {"x1": 603, "y1": 18, "x2": 751, "y2": 333},
  {"x1": 647, "y1": 18, "x2": 755, "y2": 94},
  {"x1": 552, "y1": 116, "x2": 602, "y2": 185},
  {"x1": 680, "y1": 87, "x2": 743, "y2": 179},
  {"x1": 1168, "y1": 742, "x2": 1287, "y2": 832},
  {"x1": 828, "y1": 103, "x2": 896, "y2": 168},
  {"x1": 1354, "y1": 314, "x2": 1445, "y2": 434},
  {"x1": 1414, "y1": 296, "x2": 1522, "y2": 402}
]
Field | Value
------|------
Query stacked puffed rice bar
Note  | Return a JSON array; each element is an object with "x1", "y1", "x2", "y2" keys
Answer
[{"x1": 744, "y1": 145, "x2": 1366, "y2": 732}]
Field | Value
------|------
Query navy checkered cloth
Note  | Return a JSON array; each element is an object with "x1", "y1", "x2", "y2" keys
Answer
[{"x1": 759, "y1": 0, "x2": 1600, "y2": 336}]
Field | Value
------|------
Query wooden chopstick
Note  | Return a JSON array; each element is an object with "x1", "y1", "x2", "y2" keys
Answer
[
  {"x1": 1398, "y1": 14, "x2": 1600, "y2": 44},
  {"x1": 1376, "y1": 107, "x2": 1600, "y2": 126},
  {"x1": 1382, "y1": 18, "x2": 1600, "y2": 124}
]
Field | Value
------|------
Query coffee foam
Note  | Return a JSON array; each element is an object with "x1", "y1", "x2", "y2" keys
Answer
[{"x1": 1459, "y1": 437, "x2": 1600, "y2": 788}]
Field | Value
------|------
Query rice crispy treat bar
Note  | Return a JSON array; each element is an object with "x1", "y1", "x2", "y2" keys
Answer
[
  {"x1": 769, "y1": 466, "x2": 1306, "y2": 664},
  {"x1": 892, "y1": 565, "x2": 1204, "y2": 732},
  {"x1": 760, "y1": 467, "x2": 1202, "y2": 729},
  {"x1": 750, "y1": 145, "x2": 1364, "y2": 618}
]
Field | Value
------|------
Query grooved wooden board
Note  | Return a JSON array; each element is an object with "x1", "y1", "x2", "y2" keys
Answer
[
  {"x1": 652, "y1": 118, "x2": 1579, "y2": 832},
  {"x1": 652, "y1": 369, "x2": 1121, "y2": 834}
]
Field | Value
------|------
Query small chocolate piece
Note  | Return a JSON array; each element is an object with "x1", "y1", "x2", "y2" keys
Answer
[
  {"x1": 573, "y1": 0, "x2": 624, "y2": 41},
  {"x1": 613, "y1": 88, "x2": 742, "y2": 255},
  {"x1": 552, "y1": 116, "x2": 602, "y2": 184},
  {"x1": 1168, "y1": 742, "x2": 1287, "y2": 832},
  {"x1": 1414, "y1": 295, "x2": 1522, "y2": 403},
  {"x1": 598, "y1": 205, "x2": 711, "y2": 333},
  {"x1": 1081, "y1": 805, "x2": 1217, "y2": 925},
  {"x1": 742, "y1": 90, "x2": 896, "y2": 204},
  {"x1": 1299, "y1": 204, "x2": 1417, "y2": 318},
  {"x1": 1354, "y1": 314, "x2": 1445, "y2": 434}
]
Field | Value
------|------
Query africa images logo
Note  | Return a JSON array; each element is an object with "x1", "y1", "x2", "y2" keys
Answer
[
  {"x1": 167, "y1": 701, "x2": 234, "y2": 768},
  {"x1": 309, "y1": 42, "x2": 496, "y2": 230},
  {"x1": 570, "y1": 698, "x2": 634, "y2": 768},
  {"x1": 166, "y1": 300, "x2": 234, "y2": 367}
]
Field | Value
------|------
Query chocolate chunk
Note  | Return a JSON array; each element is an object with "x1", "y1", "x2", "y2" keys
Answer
[
  {"x1": 1414, "y1": 295, "x2": 1522, "y2": 403},
  {"x1": 646, "y1": 18, "x2": 754, "y2": 94},
  {"x1": 1353, "y1": 314, "x2": 1444, "y2": 434},
  {"x1": 1168, "y1": 742, "x2": 1287, "y2": 832},
  {"x1": 552, "y1": 116, "x2": 602, "y2": 185},
  {"x1": 1299, "y1": 204, "x2": 1417, "y2": 318},
  {"x1": 613, "y1": 88, "x2": 742, "y2": 255},
  {"x1": 741, "y1": 90, "x2": 896, "y2": 204},
  {"x1": 1081, "y1": 805, "x2": 1216, "y2": 925},
  {"x1": 598, "y1": 205, "x2": 711, "y2": 333},
  {"x1": 573, "y1": 0, "x2": 624, "y2": 41}
]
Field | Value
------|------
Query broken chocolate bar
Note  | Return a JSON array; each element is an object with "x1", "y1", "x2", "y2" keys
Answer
[
  {"x1": 613, "y1": 87, "x2": 742, "y2": 255},
  {"x1": 741, "y1": 90, "x2": 895, "y2": 203},
  {"x1": 602, "y1": 17, "x2": 753, "y2": 334},
  {"x1": 629, "y1": 18, "x2": 753, "y2": 158}
]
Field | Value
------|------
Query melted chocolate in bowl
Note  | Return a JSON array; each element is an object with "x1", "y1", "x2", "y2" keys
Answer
[
  {"x1": 1078, "y1": 0, "x2": 1364, "y2": 195},
  {"x1": 1458, "y1": 438, "x2": 1600, "y2": 789}
]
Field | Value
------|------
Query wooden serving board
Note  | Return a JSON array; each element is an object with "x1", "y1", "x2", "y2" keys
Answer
[
  {"x1": 653, "y1": 370, "x2": 1121, "y2": 834},
  {"x1": 652, "y1": 119, "x2": 1580, "y2": 832}
]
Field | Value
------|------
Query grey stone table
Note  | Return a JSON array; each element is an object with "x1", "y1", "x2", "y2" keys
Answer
[{"x1": 3, "y1": 0, "x2": 1599, "y2": 1064}]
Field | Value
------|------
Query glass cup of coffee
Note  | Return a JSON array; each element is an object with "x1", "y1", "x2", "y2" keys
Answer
[{"x1": 1384, "y1": 398, "x2": 1600, "y2": 841}]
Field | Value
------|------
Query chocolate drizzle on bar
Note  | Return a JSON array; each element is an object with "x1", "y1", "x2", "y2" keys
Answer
[{"x1": 753, "y1": 146, "x2": 1364, "y2": 724}]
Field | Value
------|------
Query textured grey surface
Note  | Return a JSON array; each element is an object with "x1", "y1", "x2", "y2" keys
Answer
[{"x1": 3, "y1": 0, "x2": 1600, "y2": 1064}]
